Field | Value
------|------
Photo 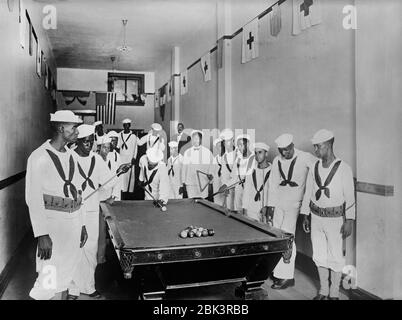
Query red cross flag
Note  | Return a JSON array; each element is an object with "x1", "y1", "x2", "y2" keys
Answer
[
  {"x1": 180, "y1": 70, "x2": 188, "y2": 95},
  {"x1": 200, "y1": 51, "x2": 211, "y2": 82},
  {"x1": 241, "y1": 18, "x2": 259, "y2": 64},
  {"x1": 292, "y1": 0, "x2": 322, "y2": 36}
]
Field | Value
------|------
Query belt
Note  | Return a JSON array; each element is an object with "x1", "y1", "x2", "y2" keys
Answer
[
  {"x1": 43, "y1": 194, "x2": 81, "y2": 213},
  {"x1": 310, "y1": 201, "x2": 344, "y2": 218}
]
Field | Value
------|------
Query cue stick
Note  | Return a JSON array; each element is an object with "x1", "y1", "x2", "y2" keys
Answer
[
  {"x1": 83, "y1": 163, "x2": 132, "y2": 201},
  {"x1": 206, "y1": 179, "x2": 245, "y2": 200},
  {"x1": 139, "y1": 185, "x2": 167, "y2": 212}
]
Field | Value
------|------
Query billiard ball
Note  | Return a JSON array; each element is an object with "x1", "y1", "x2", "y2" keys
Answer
[
  {"x1": 202, "y1": 230, "x2": 208, "y2": 237},
  {"x1": 208, "y1": 229, "x2": 215, "y2": 236},
  {"x1": 180, "y1": 230, "x2": 188, "y2": 238},
  {"x1": 195, "y1": 231, "x2": 202, "y2": 237},
  {"x1": 188, "y1": 231, "x2": 195, "y2": 238}
]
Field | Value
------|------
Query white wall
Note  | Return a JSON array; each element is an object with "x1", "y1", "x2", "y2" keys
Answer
[
  {"x1": 57, "y1": 68, "x2": 155, "y2": 130},
  {"x1": 0, "y1": 0, "x2": 56, "y2": 273}
]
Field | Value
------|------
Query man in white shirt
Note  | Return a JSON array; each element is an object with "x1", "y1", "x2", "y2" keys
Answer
[
  {"x1": 242, "y1": 143, "x2": 271, "y2": 222},
  {"x1": 118, "y1": 119, "x2": 138, "y2": 195},
  {"x1": 138, "y1": 146, "x2": 169, "y2": 204},
  {"x1": 268, "y1": 133, "x2": 316, "y2": 290},
  {"x1": 172, "y1": 122, "x2": 191, "y2": 154},
  {"x1": 219, "y1": 129, "x2": 236, "y2": 209},
  {"x1": 232, "y1": 134, "x2": 255, "y2": 212},
  {"x1": 167, "y1": 141, "x2": 184, "y2": 199},
  {"x1": 212, "y1": 137, "x2": 225, "y2": 205},
  {"x1": 182, "y1": 130, "x2": 214, "y2": 198},
  {"x1": 25, "y1": 110, "x2": 87, "y2": 300},
  {"x1": 301, "y1": 129, "x2": 355, "y2": 300}
]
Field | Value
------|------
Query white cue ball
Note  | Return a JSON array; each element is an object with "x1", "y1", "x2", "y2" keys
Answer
[{"x1": 161, "y1": 206, "x2": 167, "y2": 212}]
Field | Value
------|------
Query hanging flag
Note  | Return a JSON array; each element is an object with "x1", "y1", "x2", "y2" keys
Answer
[
  {"x1": 96, "y1": 92, "x2": 117, "y2": 125},
  {"x1": 36, "y1": 42, "x2": 42, "y2": 77},
  {"x1": 200, "y1": 52, "x2": 211, "y2": 82},
  {"x1": 19, "y1": 0, "x2": 26, "y2": 48},
  {"x1": 154, "y1": 90, "x2": 159, "y2": 108},
  {"x1": 167, "y1": 79, "x2": 172, "y2": 102},
  {"x1": 217, "y1": 38, "x2": 224, "y2": 69},
  {"x1": 270, "y1": 4, "x2": 282, "y2": 37},
  {"x1": 180, "y1": 70, "x2": 188, "y2": 95},
  {"x1": 241, "y1": 18, "x2": 259, "y2": 64},
  {"x1": 159, "y1": 85, "x2": 166, "y2": 106},
  {"x1": 292, "y1": 0, "x2": 322, "y2": 36}
]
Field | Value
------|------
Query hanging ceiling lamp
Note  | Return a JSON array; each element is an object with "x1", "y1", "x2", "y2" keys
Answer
[{"x1": 117, "y1": 19, "x2": 132, "y2": 53}]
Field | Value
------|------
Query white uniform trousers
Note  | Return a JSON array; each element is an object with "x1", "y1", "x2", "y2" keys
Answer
[
  {"x1": 69, "y1": 210, "x2": 99, "y2": 295},
  {"x1": 169, "y1": 184, "x2": 183, "y2": 200},
  {"x1": 120, "y1": 155, "x2": 135, "y2": 193},
  {"x1": 29, "y1": 210, "x2": 82, "y2": 300},
  {"x1": 186, "y1": 185, "x2": 208, "y2": 199},
  {"x1": 272, "y1": 207, "x2": 299, "y2": 279},
  {"x1": 234, "y1": 184, "x2": 244, "y2": 211},
  {"x1": 311, "y1": 214, "x2": 345, "y2": 272}
]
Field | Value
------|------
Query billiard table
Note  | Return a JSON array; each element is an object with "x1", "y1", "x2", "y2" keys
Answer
[{"x1": 100, "y1": 198, "x2": 294, "y2": 300}]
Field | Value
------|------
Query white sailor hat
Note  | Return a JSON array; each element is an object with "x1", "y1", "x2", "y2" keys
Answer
[
  {"x1": 146, "y1": 146, "x2": 164, "y2": 163},
  {"x1": 236, "y1": 134, "x2": 251, "y2": 143},
  {"x1": 213, "y1": 137, "x2": 222, "y2": 146},
  {"x1": 220, "y1": 129, "x2": 234, "y2": 141},
  {"x1": 98, "y1": 136, "x2": 112, "y2": 145},
  {"x1": 93, "y1": 120, "x2": 102, "y2": 127},
  {"x1": 311, "y1": 129, "x2": 334, "y2": 145},
  {"x1": 275, "y1": 133, "x2": 293, "y2": 148},
  {"x1": 151, "y1": 123, "x2": 162, "y2": 131},
  {"x1": 107, "y1": 130, "x2": 119, "y2": 138},
  {"x1": 122, "y1": 118, "x2": 132, "y2": 124},
  {"x1": 191, "y1": 130, "x2": 203, "y2": 137},
  {"x1": 77, "y1": 124, "x2": 95, "y2": 139},
  {"x1": 50, "y1": 110, "x2": 82, "y2": 123},
  {"x1": 252, "y1": 142, "x2": 270, "y2": 152},
  {"x1": 168, "y1": 141, "x2": 179, "y2": 148}
]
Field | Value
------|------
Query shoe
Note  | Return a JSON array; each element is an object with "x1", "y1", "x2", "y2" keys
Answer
[
  {"x1": 328, "y1": 297, "x2": 339, "y2": 300},
  {"x1": 271, "y1": 278, "x2": 295, "y2": 290},
  {"x1": 88, "y1": 290, "x2": 103, "y2": 299},
  {"x1": 313, "y1": 294, "x2": 327, "y2": 300},
  {"x1": 67, "y1": 294, "x2": 79, "y2": 300}
]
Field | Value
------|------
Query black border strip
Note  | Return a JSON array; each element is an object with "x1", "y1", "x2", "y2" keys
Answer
[
  {"x1": 356, "y1": 181, "x2": 394, "y2": 197},
  {"x1": 0, "y1": 171, "x2": 26, "y2": 191}
]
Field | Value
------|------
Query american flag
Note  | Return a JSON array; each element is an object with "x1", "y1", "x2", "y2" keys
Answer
[{"x1": 96, "y1": 92, "x2": 116, "y2": 125}]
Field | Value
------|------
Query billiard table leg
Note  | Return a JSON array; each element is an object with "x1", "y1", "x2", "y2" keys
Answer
[{"x1": 235, "y1": 281, "x2": 268, "y2": 300}]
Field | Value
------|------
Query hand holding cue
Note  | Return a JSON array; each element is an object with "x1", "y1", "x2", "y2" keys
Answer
[
  {"x1": 139, "y1": 184, "x2": 167, "y2": 212},
  {"x1": 206, "y1": 179, "x2": 245, "y2": 200},
  {"x1": 84, "y1": 163, "x2": 132, "y2": 202}
]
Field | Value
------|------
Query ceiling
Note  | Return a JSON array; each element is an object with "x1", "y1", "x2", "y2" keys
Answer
[{"x1": 33, "y1": 0, "x2": 217, "y2": 71}]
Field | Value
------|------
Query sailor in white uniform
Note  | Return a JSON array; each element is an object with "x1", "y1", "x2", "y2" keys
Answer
[
  {"x1": 268, "y1": 133, "x2": 316, "y2": 290},
  {"x1": 138, "y1": 146, "x2": 169, "y2": 204},
  {"x1": 167, "y1": 141, "x2": 184, "y2": 199},
  {"x1": 301, "y1": 129, "x2": 355, "y2": 300},
  {"x1": 25, "y1": 110, "x2": 87, "y2": 300},
  {"x1": 242, "y1": 143, "x2": 271, "y2": 222},
  {"x1": 118, "y1": 119, "x2": 138, "y2": 194}
]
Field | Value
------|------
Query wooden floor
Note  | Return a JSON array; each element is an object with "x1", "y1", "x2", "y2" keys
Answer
[{"x1": 1, "y1": 239, "x2": 348, "y2": 300}]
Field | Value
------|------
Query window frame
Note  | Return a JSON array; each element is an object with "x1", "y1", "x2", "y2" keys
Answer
[{"x1": 107, "y1": 72, "x2": 145, "y2": 106}]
